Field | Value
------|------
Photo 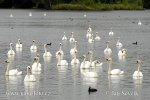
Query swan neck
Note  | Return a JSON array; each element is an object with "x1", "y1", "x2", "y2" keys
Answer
[
  {"x1": 108, "y1": 61, "x2": 111, "y2": 74},
  {"x1": 44, "y1": 45, "x2": 47, "y2": 53},
  {"x1": 6, "y1": 63, "x2": 10, "y2": 75},
  {"x1": 137, "y1": 63, "x2": 141, "y2": 73},
  {"x1": 90, "y1": 52, "x2": 93, "y2": 64},
  {"x1": 10, "y1": 44, "x2": 12, "y2": 50}
]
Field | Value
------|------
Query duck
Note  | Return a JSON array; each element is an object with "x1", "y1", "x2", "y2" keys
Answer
[
  {"x1": 62, "y1": 32, "x2": 67, "y2": 41},
  {"x1": 88, "y1": 86, "x2": 97, "y2": 94},
  {"x1": 24, "y1": 66, "x2": 36, "y2": 82},
  {"x1": 95, "y1": 32, "x2": 101, "y2": 41},
  {"x1": 43, "y1": 44, "x2": 52, "y2": 57},
  {"x1": 69, "y1": 32, "x2": 75, "y2": 42},
  {"x1": 5, "y1": 60, "x2": 22, "y2": 76},
  {"x1": 7, "y1": 43, "x2": 15, "y2": 56},
  {"x1": 30, "y1": 40, "x2": 37, "y2": 52},
  {"x1": 106, "y1": 58, "x2": 124, "y2": 75},
  {"x1": 132, "y1": 41, "x2": 137, "y2": 45},
  {"x1": 133, "y1": 60, "x2": 143, "y2": 77}
]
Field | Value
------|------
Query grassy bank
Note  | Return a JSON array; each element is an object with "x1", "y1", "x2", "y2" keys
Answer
[{"x1": 52, "y1": 3, "x2": 143, "y2": 11}]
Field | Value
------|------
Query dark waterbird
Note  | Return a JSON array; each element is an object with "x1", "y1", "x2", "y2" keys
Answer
[
  {"x1": 132, "y1": 41, "x2": 137, "y2": 45},
  {"x1": 47, "y1": 42, "x2": 52, "y2": 46},
  {"x1": 88, "y1": 86, "x2": 97, "y2": 94}
]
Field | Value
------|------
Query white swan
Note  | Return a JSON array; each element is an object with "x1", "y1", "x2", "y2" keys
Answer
[
  {"x1": 95, "y1": 32, "x2": 101, "y2": 40},
  {"x1": 104, "y1": 41, "x2": 112, "y2": 56},
  {"x1": 88, "y1": 35, "x2": 94, "y2": 43},
  {"x1": 118, "y1": 48, "x2": 127, "y2": 56},
  {"x1": 84, "y1": 13, "x2": 87, "y2": 18},
  {"x1": 30, "y1": 40, "x2": 37, "y2": 52},
  {"x1": 71, "y1": 51, "x2": 80, "y2": 65},
  {"x1": 10, "y1": 13, "x2": 13, "y2": 18},
  {"x1": 133, "y1": 60, "x2": 143, "y2": 77},
  {"x1": 7, "y1": 43, "x2": 15, "y2": 56},
  {"x1": 43, "y1": 44, "x2": 52, "y2": 57},
  {"x1": 29, "y1": 12, "x2": 32, "y2": 17},
  {"x1": 31, "y1": 56, "x2": 41, "y2": 72},
  {"x1": 16, "y1": 39, "x2": 22, "y2": 48},
  {"x1": 86, "y1": 30, "x2": 92, "y2": 38},
  {"x1": 5, "y1": 60, "x2": 22, "y2": 76},
  {"x1": 80, "y1": 55, "x2": 91, "y2": 69},
  {"x1": 62, "y1": 32, "x2": 67, "y2": 41},
  {"x1": 70, "y1": 41, "x2": 78, "y2": 56},
  {"x1": 56, "y1": 43, "x2": 64, "y2": 59},
  {"x1": 88, "y1": 25, "x2": 92, "y2": 33},
  {"x1": 57, "y1": 52, "x2": 68, "y2": 66},
  {"x1": 24, "y1": 66, "x2": 36, "y2": 82},
  {"x1": 80, "y1": 69, "x2": 98, "y2": 78},
  {"x1": 109, "y1": 28, "x2": 114, "y2": 36},
  {"x1": 106, "y1": 58, "x2": 124, "y2": 75},
  {"x1": 116, "y1": 37, "x2": 123, "y2": 49},
  {"x1": 44, "y1": 12, "x2": 46, "y2": 17},
  {"x1": 69, "y1": 32, "x2": 75, "y2": 42},
  {"x1": 138, "y1": 20, "x2": 142, "y2": 26}
]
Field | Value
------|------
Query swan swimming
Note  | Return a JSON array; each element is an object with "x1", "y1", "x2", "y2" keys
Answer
[
  {"x1": 116, "y1": 37, "x2": 123, "y2": 49},
  {"x1": 29, "y1": 12, "x2": 32, "y2": 17},
  {"x1": 62, "y1": 32, "x2": 67, "y2": 41},
  {"x1": 138, "y1": 20, "x2": 142, "y2": 26},
  {"x1": 5, "y1": 60, "x2": 22, "y2": 76},
  {"x1": 24, "y1": 66, "x2": 36, "y2": 82},
  {"x1": 70, "y1": 41, "x2": 78, "y2": 56},
  {"x1": 10, "y1": 13, "x2": 13, "y2": 18},
  {"x1": 133, "y1": 60, "x2": 143, "y2": 77},
  {"x1": 7, "y1": 43, "x2": 15, "y2": 56},
  {"x1": 104, "y1": 41, "x2": 112, "y2": 57},
  {"x1": 118, "y1": 48, "x2": 127, "y2": 57},
  {"x1": 71, "y1": 51, "x2": 80, "y2": 65},
  {"x1": 32, "y1": 56, "x2": 41, "y2": 72},
  {"x1": 44, "y1": 12, "x2": 46, "y2": 17},
  {"x1": 56, "y1": 43, "x2": 64, "y2": 59},
  {"x1": 95, "y1": 32, "x2": 101, "y2": 41},
  {"x1": 16, "y1": 39, "x2": 22, "y2": 48},
  {"x1": 43, "y1": 44, "x2": 52, "y2": 57},
  {"x1": 69, "y1": 32, "x2": 75, "y2": 42},
  {"x1": 106, "y1": 58, "x2": 124, "y2": 75},
  {"x1": 109, "y1": 28, "x2": 114, "y2": 36},
  {"x1": 57, "y1": 52, "x2": 68, "y2": 66},
  {"x1": 30, "y1": 40, "x2": 37, "y2": 52},
  {"x1": 88, "y1": 35, "x2": 94, "y2": 43}
]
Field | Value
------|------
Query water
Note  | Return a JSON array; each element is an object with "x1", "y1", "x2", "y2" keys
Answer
[{"x1": 0, "y1": 9, "x2": 150, "y2": 100}]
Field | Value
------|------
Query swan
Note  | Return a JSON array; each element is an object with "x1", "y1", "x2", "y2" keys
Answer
[
  {"x1": 86, "y1": 30, "x2": 92, "y2": 38},
  {"x1": 5, "y1": 60, "x2": 22, "y2": 76},
  {"x1": 43, "y1": 44, "x2": 52, "y2": 57},
  {"x1": 138, "y1": 20, "x2": 142, "y2": 26},
  {"x1": 84, "y1": 13, "x2": 87, "y2": 18},
  {"x1": 16, "y1": 39, "x2": 22, "y2": 48},
  {"x1": 88, "y1": 25, "x2": 92, "y2": 33},
  {"x1": 106, "y1": 58, "x2": 124, "y2": 75},
  {"x1": 118, "y1": 48, "x2": 127, "y2": 56},
  {"x1": 91, "y1": 60, "x2": 103, "y2": 67},
  {"x1": 95, "y1": 32, "x2": 101, "y2": 41},
  {"x1": 109, "y1": 28, "x2": 114, "y2": 36},
  {"x1": 71, "y1": 51, "x2": 80, "y2": 65},
  {"x1": 44, "y1": 12, "x2": 46, "y2": 17},
  {"x1": 31, "y1": 56, "x2": 41, "y2": 72},
  {"x1": 133, "y1": 60, "x2": 143, "y2": 77},
  {"x1": 69, "y1": 32, "x2": 75, "y2": 42},
  {"x1": 24, "y1": 66, "x2": 36, "y2": 82},
  {"x1": 29, "y1": 12, "x2": 32, "y2": 17},
  {"x1": 80, "y1": 69, "x2": 98, "y2": 78},
  {"x1": 7, "y1": 43, "x2": 15, "y2": 56},
  {"x1": 30, "y1": 40, "x2": 37, "y2": 52},
  {"x1": 62, "y1": 32, "x2": 67, "y2": 41},
  {"x1": 88, "y1": 35, "x2": 94, "y2": 43},
  {"x1": 57, "y1": 52, "x2": 68, "y2": 66},
  {"x1": 70, "y1": 41, "x2": 78, "y2": 56},
  {"x1": 104, "y1": 41, "x2": 112, "y2": 56},
  {"x1": 56, "y1": 43, "x2": 64, "y2": 59},
  {"x1": 116, "y1": 37, "x2": 123, "y2": 49},
  {"x1": 80, "y1": 55, "x2": 90, "y2": 69},
  {"x1": 10, "y1": 13, "x2": 13, "y2": 18}
]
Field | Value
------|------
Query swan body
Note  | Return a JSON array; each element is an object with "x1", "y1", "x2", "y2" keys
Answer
[
  {"x1": 10, "y1": 13, "x2": 13, "y2": 18},
  {"x1": 88, "y1": 37, "x2": 94, "y2": 43},
  {"x1": 5, "y1": 60, "x2": 22, "y2": 76},
  {"x1": 57, "y1": 59, "x2": 68, "y2": 66},
  {"x1": 30, "y1": 40, "x2": 37, "y2": 52},
  {"x1": 44, "y1": 12, "x2": 46, "y2": 17},
  {"x1": 81, "y1": 69, "x2": 98, "y2": 78},
  {"x1": 133, "y1": 60, "x2": 143, "y2": 77},
  {"x1": 29, "y1": 12, "x2": 32, "y2": 17},
  {"x1": 109, "y1": 28, "x2": 114, "y2": 36},
  {"x1": 31, "y1": 57, "x2": 41, "y2": 72},
  {"x1": 69, "y1": 32, "x2": 75, "y2": 42},
  {"x1": 95, "y1": 32, "x2": 101, "y2": 40},
  {"x1": 62, "y1": 32, "x2": 67, "y2": 41},
  {"x1": 24, "y1": 66, "x2": 36, "y2": 82},
  {"x1": 43, "y1": 44, "x2": 52, "y2": 57},
  {"x1": 16, "y1": 39, "x2": 22, "y2": 48},
  {"x1": 138, "y1": 20, "x2": 142, "y2": 26},
  {"x1": 7, "y1": 43, "x2": 15, "y2": 56},
  {"x1": 107, "y1": 58, "x2": 124, "y2": 75}
]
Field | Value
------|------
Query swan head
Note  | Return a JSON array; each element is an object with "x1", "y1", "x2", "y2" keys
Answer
[
  {"x1": 5, "y1": 59, "x2": 10, "y2": 64},
  {"x1": 10, "y1": 43, "x2": 13, "y2": 46},
  {"x1": 136, "y1": 60, "x2": 142, "y2": 64},
  {"x1": 82, "y1": 55, "x2": 86, "y2": 58},
  {"x1": 96, "y1": 32, "x2": 98, "y2": 34},
  {"x1": 32, "y1": 40, "x2": 35, "y2": 43},
  {"x1": 106, "y1": 58, "x2": 112, "y2": 62},
  {"x1": 27, "y1": 66, "x2": 31, "y2": 69}
]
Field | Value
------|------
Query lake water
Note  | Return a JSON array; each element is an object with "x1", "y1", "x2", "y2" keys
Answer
[{"x1": 0, "y1": 9, "x2": 150, "y2": 100}]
